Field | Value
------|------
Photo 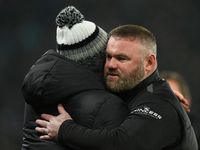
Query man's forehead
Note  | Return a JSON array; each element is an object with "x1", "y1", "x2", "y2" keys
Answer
[{"x1": 110, "y1": 36, "x2": 140, "y2": 42}]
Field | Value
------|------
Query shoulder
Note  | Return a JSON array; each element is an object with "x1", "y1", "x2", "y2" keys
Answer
[
  {"x1": 128, "y1": 90, "x2": 183, "y2": 140},
  {"x1": 131, "y1": 82, "x2": 181, "y2": 122}
]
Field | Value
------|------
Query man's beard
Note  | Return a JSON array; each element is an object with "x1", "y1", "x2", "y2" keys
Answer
[{"x1": 104, "y1": 62, "x2": 145, "y2": 92}]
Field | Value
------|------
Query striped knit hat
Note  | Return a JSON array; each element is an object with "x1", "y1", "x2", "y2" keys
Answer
[{"x1": 56, "y1": 6, "x2": 108, "y2": 72}]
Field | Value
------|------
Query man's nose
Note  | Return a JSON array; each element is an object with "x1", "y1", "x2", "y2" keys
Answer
[{"x1": 106, "y1": 59, "x2": 118, "y2": 69}]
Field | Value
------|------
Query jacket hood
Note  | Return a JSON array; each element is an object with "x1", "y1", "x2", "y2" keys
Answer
[{"x1": 22, "y1": 50, "x2": 105, "y2": 106}]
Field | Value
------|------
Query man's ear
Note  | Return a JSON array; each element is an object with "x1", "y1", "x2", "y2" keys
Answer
[{"x1": 144, "y1": 54, "x2": 156, "y2": 71}]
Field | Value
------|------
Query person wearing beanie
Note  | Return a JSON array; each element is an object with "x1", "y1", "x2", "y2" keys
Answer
[
  {"x1": 55, "y1": 6, "x2": 108, "y2": 73},
  {"x1": 21, "y1": 6, "x2": 128, "y2": 150}
]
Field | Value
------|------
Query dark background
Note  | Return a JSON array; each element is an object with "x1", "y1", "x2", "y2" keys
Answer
[{"x1": 1, "y1": 0, "x2": 200, "y2": 149}]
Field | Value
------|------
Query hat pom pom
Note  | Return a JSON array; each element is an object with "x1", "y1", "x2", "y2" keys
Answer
[{"x1": 56, "y1": 6, "x2": 85, "y2": 28}]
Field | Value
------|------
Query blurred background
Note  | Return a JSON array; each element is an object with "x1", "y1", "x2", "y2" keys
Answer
[{"x1": 0, "y1": 0, "x2": 200, "y2": 149}]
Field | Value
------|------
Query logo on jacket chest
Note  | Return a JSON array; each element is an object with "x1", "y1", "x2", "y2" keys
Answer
[{"x1": 130, "y1": 106, "x2": 162, "y2": 119}]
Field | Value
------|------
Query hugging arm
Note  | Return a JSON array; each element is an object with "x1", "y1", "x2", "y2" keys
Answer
[
  {"x1": 36, "y1": 102, "x2": 181, "y2": 150},
  {"x1": 173, "y1": 90, "x2": 190, "y2": 112}
]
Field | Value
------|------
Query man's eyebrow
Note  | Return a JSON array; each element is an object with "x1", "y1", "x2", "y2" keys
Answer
[
  {"x1": 106, "y1": 52, "x2": 128, "y2": 58},
  {"x1": 115, "y1": 53, "x2": 129, "y2": 58},
  {"x1": 106, "y1": 51, "x2": 125, "y2": 55}
]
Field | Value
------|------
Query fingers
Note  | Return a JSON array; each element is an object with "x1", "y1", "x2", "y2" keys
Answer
[
  {"x1": 173, "y1": 91, "x2": 190, "y2": 113},
  {"x1": 174, "y1": 90, "x2": 181, "y2": 98},
  {"x1": 182, "y1": 103, "x2": 190, "y2": 113},
  {"x1": 41, "y1": 113, "x2": 54, "y2": 121},
  {"x1": 35, "y1": 127, "x2": 47, "y2": 134},
  {"x1": 35, "y1": 127, "x2": 54, "y2": 140},
  {"x1": 179, "y1": 97, "x2": 190, "y2": 112},
  {"x1": 174, "y1": 90, "x2": 189, "y2": 106},
  {"x1": 181, "y1": 98, "x2": 189, "y2": 106},
  {"x1": 58, "y1": 104, "x2": 67, "y2": 114},
  {"x1": 177, "y1": 93, "x2": 189, "y2": 106},
  {"x1": 40, "y1": 135, "x2": 51, "y2": 140},
  {"x1": 36, "y1": 119, "x2": 48, "y2": 128},
  {"x1": 178, "y1": 96, "x2": 189, "y2": 106}
]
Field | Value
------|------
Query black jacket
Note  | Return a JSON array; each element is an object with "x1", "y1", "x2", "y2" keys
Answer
[
  {"x1": 58, "y1": 70, "x2": 198, "y2": 150},
  {"x1": 21, "y1": 50, "x2": 129, "y2": 150}
]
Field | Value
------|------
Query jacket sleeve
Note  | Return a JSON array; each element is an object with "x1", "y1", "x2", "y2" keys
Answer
[
  {"x1": 92, "y1": 95, "x2": 129, "y2": 129},
  {"x1": 58, "y1": 100, "x2": 183, "y2": 150}
]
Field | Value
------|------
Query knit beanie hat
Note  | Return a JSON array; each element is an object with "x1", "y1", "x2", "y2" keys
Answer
[{"x1": 56, "y1": 6, "x2": 109, "y2": 72}]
